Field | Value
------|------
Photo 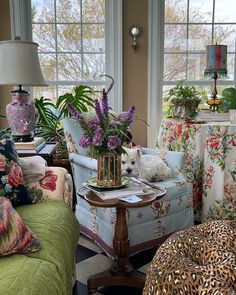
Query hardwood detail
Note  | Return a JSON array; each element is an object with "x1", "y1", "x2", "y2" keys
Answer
[{"x1": 78, "y1": 187, "x2": 166, "y2": 293}]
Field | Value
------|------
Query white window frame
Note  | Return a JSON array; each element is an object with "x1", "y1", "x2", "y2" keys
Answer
[
  {"x1": 148, "y1": 0, "x2": 164, "y2": 147},
  {"x1": 148, "y1": 0, "x2": 236, "y2": 147},
  {"x1": 9, "y1": 0, "x2": 123, "y2": 113}
]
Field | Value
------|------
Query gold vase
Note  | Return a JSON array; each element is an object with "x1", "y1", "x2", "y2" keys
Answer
[{"x1": 97, "y1": 152, "x2": 122, "y2": 187}]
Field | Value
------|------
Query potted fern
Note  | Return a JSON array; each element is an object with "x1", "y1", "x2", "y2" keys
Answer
[{"x1": 164, "y1": 80, "x2": 207, "y2": 120}]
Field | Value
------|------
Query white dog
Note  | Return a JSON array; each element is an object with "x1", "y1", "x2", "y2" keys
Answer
[{"x1": 121, "y1": 147, "x2": 172, "y2": 182}]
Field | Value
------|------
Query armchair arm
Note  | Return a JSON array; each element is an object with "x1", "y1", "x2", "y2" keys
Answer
[
  {"x1": 69, "y1": 152, "x2": 97, "y2": 171},
  {"x1": 69, "y1": 152, "x2": 97, "y2": 190},
  {"x1": 26, "y1": 166, "x2": 73, "y2": 209}
]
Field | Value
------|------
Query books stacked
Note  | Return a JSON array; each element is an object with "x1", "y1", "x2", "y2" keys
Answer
[
  {"x1": 14, "y1": 137, "x2": 46, "y2": 153},
  {"x1": 196, "y1": 110, "x2": 230, "y2": 122}
]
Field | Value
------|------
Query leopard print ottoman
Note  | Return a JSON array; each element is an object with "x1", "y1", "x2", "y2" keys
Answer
[{"x1": 143, "y1": 220, "x2": 236, "y2": 295}]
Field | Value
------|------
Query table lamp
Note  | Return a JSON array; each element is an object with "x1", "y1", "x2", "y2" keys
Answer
[
  {"x1": 0, "y1": 39, "x2": 47, "y2": 142},
  {"x1": 204, "y1": 44, "x2": 227, "y2": 112}
]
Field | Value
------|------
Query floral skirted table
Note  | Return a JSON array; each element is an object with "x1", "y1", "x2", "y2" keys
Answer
[{"x1": 157, "y1": 119, "x2": 236, "y2": 222}]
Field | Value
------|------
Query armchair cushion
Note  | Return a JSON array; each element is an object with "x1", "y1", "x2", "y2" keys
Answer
[
  {"x1": 0, "y1": 197, "x2": 40, "y2": 257},
  {"x1": 0, "y1": 139, "x2": 32, "y2": 206}
]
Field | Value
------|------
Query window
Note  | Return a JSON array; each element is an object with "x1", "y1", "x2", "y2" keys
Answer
[
  {"x1": 148, "y1": 0, "x2": 236, "y2": 147},
  {"x1": 10, "y1": 0, "x2": 122, "y2": 112},
  {"x1": 163, "y1": 0, "x2": 236, "y2": 104}
]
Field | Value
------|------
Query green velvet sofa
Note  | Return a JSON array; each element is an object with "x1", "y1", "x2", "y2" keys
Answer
[{"x1": 0, "y1": 166, "x2": 80, "y2": 295}]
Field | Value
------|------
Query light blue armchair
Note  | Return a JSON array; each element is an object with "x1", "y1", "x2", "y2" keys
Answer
[{"x1": 63, "y1": 117, "x2": 194, "y2": 257}]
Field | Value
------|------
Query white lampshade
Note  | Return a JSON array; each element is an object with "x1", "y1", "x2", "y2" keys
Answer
[{"x1": 0, "y1": 40, "x2": 47, "y2": 86}]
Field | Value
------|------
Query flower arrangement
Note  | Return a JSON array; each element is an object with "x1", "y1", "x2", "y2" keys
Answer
[{"x1": 68, "y1": 83, "x2": 135, "y2": 157}]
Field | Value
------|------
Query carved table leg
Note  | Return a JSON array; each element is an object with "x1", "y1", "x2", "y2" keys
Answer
[{"x1": 87, "y1": 207, "x2": 146, "y2": 293}]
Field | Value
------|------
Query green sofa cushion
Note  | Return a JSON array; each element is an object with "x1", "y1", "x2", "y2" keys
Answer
[{"x1": 0, "y1": 200, "x2": 80, "y2": 295}]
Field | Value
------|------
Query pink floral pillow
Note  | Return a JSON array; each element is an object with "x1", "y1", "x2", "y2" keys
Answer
[
  {"x1": 0, "y1": 197, "x2": 40, "y2": 257},
  {"x1": 26, "y1": 167, "x2": 73, "y2": 207},
  {"x1": 0, "y1": 139, "x2": 32, "y2": 206}
]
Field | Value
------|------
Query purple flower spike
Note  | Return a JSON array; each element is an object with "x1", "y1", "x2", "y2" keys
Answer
[
  {"x1": 68, "y1": 104, "x2": 84, "y2": 123},
  {"x1": 79, "y1": 135, "x2": 92, "y2": 148},
  {"x1": 94, "y1": 99, "x2": 103, "y2": 122},
  {"x1": 127, "y1": 106, "x2": 136, "y2": 124},
  {"x1": 92, "y1": 127, "x2": 103, "y2": 146},
  {"x1": 107, "y1": 135, "x2": 121, "y2": 150},
  {"x1": 101, "y1": 88, "x2": 109, "y2": 115}
]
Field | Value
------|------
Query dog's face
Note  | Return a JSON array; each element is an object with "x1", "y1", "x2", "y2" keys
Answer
[{"x1": 121, "y1": 147, "x2": 141, "y2": 176}]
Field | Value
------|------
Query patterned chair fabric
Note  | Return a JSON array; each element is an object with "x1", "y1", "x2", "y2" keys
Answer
[
  {"x1": 63, "y1": 117, "x2": 194, "y2": 257},
  {"x1": 143, "y1": 220, "x2": 236, "y2": 295},
  {"x1": 26, "y1": 166, "x2": 73, "y2": 209}
]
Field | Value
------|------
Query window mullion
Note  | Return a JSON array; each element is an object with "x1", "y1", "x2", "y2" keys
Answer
[
  {"x1": 80, "y1": 0, "x2": 83, "y2": 82},
  {"x1": 212, "y1": 0, "x2": 215, "y2": 44},
  {"x1": 54, "y1": 0, "x2": 59, "y2": 98}
]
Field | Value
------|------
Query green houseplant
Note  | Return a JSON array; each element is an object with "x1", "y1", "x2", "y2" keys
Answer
[
  {"x1": 164, "y1": 80, "x2": 207, "y2": 119},
  {"x1": 34, "y1": 85, "x2": 95, "y2": 159}
]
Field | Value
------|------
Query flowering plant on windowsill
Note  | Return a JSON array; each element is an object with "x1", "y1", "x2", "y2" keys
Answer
[{"x1": 68, "y1": 82, "x2": 135, "y2": 157}]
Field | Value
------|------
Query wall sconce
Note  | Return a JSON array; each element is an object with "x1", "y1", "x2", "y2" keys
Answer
[{"x1": 128, "y1": 25, "x2": 143, "y2": 53}]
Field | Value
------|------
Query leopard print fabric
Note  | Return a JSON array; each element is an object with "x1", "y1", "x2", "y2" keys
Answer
[{"x1": 143, "y1": 220, "x2": 236, "y2": 295}]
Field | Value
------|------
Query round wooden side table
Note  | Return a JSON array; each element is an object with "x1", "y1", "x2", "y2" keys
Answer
[{"x1": 78, "y1": 186, "x2": 166, "y2": 294}]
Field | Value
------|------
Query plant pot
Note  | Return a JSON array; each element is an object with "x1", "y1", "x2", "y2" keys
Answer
[{"x1": 97, "y1": 152, "x2": 122, "y2": 187}]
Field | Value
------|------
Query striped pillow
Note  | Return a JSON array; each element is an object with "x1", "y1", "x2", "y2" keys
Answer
[{"x1": 0, "y1": 197, "x2": 40, "y2": 257}]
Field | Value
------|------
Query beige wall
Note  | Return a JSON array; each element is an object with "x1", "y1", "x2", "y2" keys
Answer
[
  {"x1": 0, "y1": 0, "x2": 149, "y2": 145},
  {"x1": 0, "y1": 0, "x2": 11, "y2": 129},
  {"x1": 123, "y1": 0, "x2": 148, "y2": 146}
]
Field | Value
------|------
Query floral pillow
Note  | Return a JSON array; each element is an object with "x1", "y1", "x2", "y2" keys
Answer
[
  {"x1": 26, "y1": 167, "x2": 73, "y2": 208},
  {"x1": 0, "y1": 197, "x2": 41, "y2": 257},
  {"x1": 0, "y1": 139, "x2": 32, "y2": 206}
]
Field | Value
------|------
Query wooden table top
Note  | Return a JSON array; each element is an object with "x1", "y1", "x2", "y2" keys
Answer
[{"x1": 78, "y1": 186, "x2": 166, "y2": 209}]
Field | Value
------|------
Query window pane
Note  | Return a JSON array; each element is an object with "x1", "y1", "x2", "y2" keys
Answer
[
  {"x1": 33, "y1": 24, "x2": 56, "y2": 52},
  {"x1": 164, "y1": 25, "x2": 187, "y2": 52},
  {"x1": 162, "y1": 85, "x2": 173, "y2": 116},
  {"x1": 58, "y1": 85, "x2": 75, "y2": 97},
  {"x1": 56, "y1": 0, "x2": 81, "y2": 23},
  {"x1": 189, "y1": 0, "x2": 213, "y2": 23},
  {"x1": 196, "y1": 85, "x2": 211, "y2": 107},
  {"x1": 165, "y1": 0, "x2": 187, "y2": 23},
  {"x1": 188, "y1": 25, "x2": 212, "y2": 51},
  {"x1": 33, "y1": 86, "x2": 57, "y2": 102},
  {"x1": 226, "y1": 54, "x2": 235, "y2": 80},
  {"x1": 32, "y1": 0, "x2": 55, "y2": 22},
  {"x1": 57, "y1": 24, "x2": 81, "y2": 52},
  {"x1": 82, "y1": 0, "x2": 105, "y2": 23},
  {"x1": 187, "y1": 54, "x2": 206, "y2": 80},
  {"x1": 58, "y1": 54, "x2": 82, "y2": 80},
  {"x1": 83, "y1": 24, "x2": 105, "y2": 52},
  {"x1": 215, "y1": 0, "x2": 236, "y2": 23},
  {"x1": 39, "y1": 54, "x2": 57, "y2": 80},
  {"x1": 214, "y1": 25, "x2": 236, "y2": 53},
  {"x1": 83, "y1": 54, "x2": 105, "y2": 80},
  {"x1": 164, "y1": 54, "x2": 187, "y2": 81}
]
